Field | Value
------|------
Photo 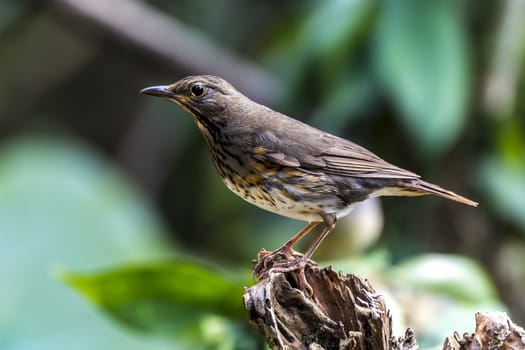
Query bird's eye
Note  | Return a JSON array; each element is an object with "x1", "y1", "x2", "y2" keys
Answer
[{"x1": 190, "y1": 84, "x2": 205, "y2": 97}]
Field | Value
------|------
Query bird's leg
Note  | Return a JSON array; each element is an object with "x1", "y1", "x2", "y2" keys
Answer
[
  {"x1": 301, "y1": 213, "x2": 337, "y2": 264},
  {"x1": 254, "y1": 222, "x2": 319, "y2": 276},
  {"x1": 266, "y1": 214, "x2": 337, "y2": 295},
  {"x1": 259, "y1": 221, "x2": 319, "y2": 258}
]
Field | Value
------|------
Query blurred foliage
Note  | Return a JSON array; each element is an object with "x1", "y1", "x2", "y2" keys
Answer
[
  {"x1": 390, "y1": 254, "x2": 504, "y2": 348},
  {"x1": 0, "y1": 136, "x2": 174, "y2": 349},
  {"x1": 374, "y1": 0, "x2": 470, "y2": 155},
  {"x1": 60, "y1": 260, "x2": 257, "y2": 349},
  {"x1": 391, "y1": 254, "x2": 499, "y2": 304},
  {"x1": 331, "y1": 251, "x2": 504, "y2": 347},
  {"x1": 1, "y1": 0, "x2": 524, "y2": 349}
]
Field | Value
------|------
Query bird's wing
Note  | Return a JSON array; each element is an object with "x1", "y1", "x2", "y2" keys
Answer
[
  {"x1": 251, "y1": 130, "x2": 326, "y2": 170},
  {"x1": 320, "y1": 135, "x2": 420, "y2": 179},
  {"x1": 251, "y1": 129, "x2": 419, "y2": 180}
]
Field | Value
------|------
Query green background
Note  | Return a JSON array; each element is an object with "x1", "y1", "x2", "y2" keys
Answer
[{"x1": 1, "y1": 0, "x2": 524, "y2": 349}]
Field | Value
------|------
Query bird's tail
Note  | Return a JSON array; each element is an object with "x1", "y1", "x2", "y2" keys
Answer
[{"x1": 405, "y1": 180, "x2": 478, "y2": 207}]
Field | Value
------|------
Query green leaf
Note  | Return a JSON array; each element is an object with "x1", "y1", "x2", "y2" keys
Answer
[
  {"x1": 0, "y1": 135, "x2": 175, "y2": 350},
  {"x1": 390, "y1": 254, "x2": 503, "y2": 348},
  {"x1": 391, "y1": 254, "x2": 498, "y2": 304},
  {"x1": 302, "y1": 0, "x2": 377, "y2": 81},
  {"x1": 375, "y1": 0, "x2": 470, "y2": 155},
  {"x1": 264, "y1": 0, "x2": 378, "y2": 133},
  {"x1": 480, "y1": 155, "x2": 525, "y2": 231},
  {"x1": 60, "y1": 260, "x2": 249, "y2": 333},
  {"x1": 310, "y1": 69, "x2": 375, "y2": 134},
  {"x1": 265, "y1": 0, "x2": 377, "y2": 85}
]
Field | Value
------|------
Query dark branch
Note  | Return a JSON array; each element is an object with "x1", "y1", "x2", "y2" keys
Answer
[{"x1": 51, "y1": 0, "x2": 282, "y2": 104}]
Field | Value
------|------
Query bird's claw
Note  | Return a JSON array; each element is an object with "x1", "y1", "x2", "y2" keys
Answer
[
  {"x1": 253, "y1": 246, "x2": 298, "y2": 277},
  {"x1": 253, "y1": 249, "x2": 315, "y2": 296}
]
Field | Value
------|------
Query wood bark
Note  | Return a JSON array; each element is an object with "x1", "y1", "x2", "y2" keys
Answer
[{"x1": 244, "y1": 253, "x2": 525, "y2": 350}]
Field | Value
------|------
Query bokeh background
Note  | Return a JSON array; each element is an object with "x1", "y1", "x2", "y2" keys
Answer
[{"x1": 1, "y1": 0, "x2": 524, "y2": 349}]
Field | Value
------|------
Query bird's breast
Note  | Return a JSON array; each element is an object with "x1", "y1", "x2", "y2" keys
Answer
[
  {"x1": 205, "y1": 140, "x2": 358, "y2": 222},
  {"x1": 218, "y1": 161, "x2": 352, "y2": 222}
]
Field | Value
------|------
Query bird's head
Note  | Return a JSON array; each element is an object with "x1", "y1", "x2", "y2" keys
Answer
[{"x1": 140, "y1": 75, "x2": 241, "y2": 130}]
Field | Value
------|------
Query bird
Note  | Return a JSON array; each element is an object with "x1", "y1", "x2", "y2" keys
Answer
[{"x1": 140, "y1": 75, "x2": 477, "y2": 293}]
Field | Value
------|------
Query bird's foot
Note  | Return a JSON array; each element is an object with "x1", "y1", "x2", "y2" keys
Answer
[
  {"x1": 253, "y1": 249, "x2": 315, "y2": 296},
  {"x1": 253, "y1": 246, "x2": 302, "y2": 277}
]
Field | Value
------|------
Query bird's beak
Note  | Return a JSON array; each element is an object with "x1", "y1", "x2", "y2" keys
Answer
[{"x1": 139, "y1": 85, "x2": 174, "y2": 98}]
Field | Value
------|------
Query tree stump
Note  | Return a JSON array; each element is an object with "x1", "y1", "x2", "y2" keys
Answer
[
  {"x1": 443, "y1": 312, "x2": 525, "y2": 350},
  {"x1": 243, "y1": 252, "x2": 525, "y2": 350}
]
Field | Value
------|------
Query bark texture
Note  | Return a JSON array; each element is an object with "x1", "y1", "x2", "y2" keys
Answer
[
  {"x1": 244, "y1": 253, "x2": 524, "y2": 350},
  {"x1": 244, "y1": 257, "x2": 416, "y2": 349}
]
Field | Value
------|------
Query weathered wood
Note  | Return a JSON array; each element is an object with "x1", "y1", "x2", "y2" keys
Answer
[
  {"x1": 244, "y1": 252, "x2": 525, "y2": 350},
  {"x1": 244, "y1": 253, "x2": 417, "y2": 350},
  {"x1": 442, "y1": 312, "x2": 525, "y2": 350}
]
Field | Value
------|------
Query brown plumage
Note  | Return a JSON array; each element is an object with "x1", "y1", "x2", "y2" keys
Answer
[{"x1": 141, "y1": 75, "x2": 477, "y2": 293}]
